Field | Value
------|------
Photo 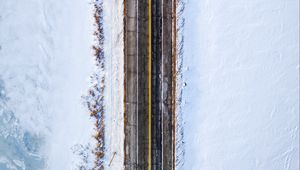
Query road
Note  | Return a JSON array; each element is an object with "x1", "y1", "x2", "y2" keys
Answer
[{"x1": 124, "y1": 0, "x2": 175, "y2": 169}]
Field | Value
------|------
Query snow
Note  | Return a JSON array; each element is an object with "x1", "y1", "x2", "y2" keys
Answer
[
  {"x1": 2, "y1": 0, "x2": 298, "y2": 169},
  {"x1": 182, "y1": 0, "x2": 299, "y2": 169},
  {"x1": 0, "y1": 0, "x2": 96, "y2": 169},
  {"x1": 44, "y1": 0, "x2": 96, "y2": 168},
  {"x1": 103, "y1": 0, "x2": 125, "y2": 168}
]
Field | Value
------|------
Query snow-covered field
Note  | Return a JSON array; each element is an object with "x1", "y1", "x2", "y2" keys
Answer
[
  {"x1": 0, "y1": 0, "x2": 96, "y2": 169},
  {"x1": 183, "y1": 0, "x2": 299, "y2": 169}
]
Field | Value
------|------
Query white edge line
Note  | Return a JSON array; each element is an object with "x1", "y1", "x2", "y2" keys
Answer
[
  {"x1": 161, "y1": 0, "x2": 164, "y2": 169},
  {"x1": 136, "y1": 0, "x2": 139, "y2": 169}
]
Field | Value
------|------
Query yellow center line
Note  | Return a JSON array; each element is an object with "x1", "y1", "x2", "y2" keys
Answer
[{"x1": 148, "y1": 0, "x2": 152, "y2": 169}]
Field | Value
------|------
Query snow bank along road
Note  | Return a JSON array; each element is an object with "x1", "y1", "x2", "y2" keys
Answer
[{"x1": 124, "y1": 0, "x2": 177, "y2": 169}]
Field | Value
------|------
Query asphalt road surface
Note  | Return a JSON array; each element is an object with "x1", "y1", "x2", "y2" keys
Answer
[{"x1": 124, "y1": 0, "x2": 175, "y2": 169}]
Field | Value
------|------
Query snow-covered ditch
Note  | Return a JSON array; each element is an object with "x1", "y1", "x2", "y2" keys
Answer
[{"x1": 182, "y1": 0, "x2": 299, "y2": 169}]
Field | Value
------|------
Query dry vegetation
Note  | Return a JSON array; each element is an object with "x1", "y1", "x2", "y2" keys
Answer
[{"x1": 85, "y1": 0, "x2": 105, "y2": 169}]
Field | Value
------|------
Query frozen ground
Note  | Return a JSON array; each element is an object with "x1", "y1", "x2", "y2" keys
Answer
[
  {"x1": 182, "y1": 0, "x2": 299, "y2": 169},
  {"x1": 0, "y1": 0, "x2": 96, "y2": 169}
]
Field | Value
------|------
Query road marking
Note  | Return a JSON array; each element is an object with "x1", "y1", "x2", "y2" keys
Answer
[
  {"x1": 136, "y1": 0, "x2": 139, "y2": 168},
  {"x1": 172, "y1": 0, "x2": 177, "y2": 169},
  {"x1": 123, "y1": 0, "x2": 127, "y2": 168},
  {"x1": 161, "y1": 0, "x2": 164, "y2": 169},
  {"x1": 148, "y1": 0, "x2": 152, "y2": 169}
]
